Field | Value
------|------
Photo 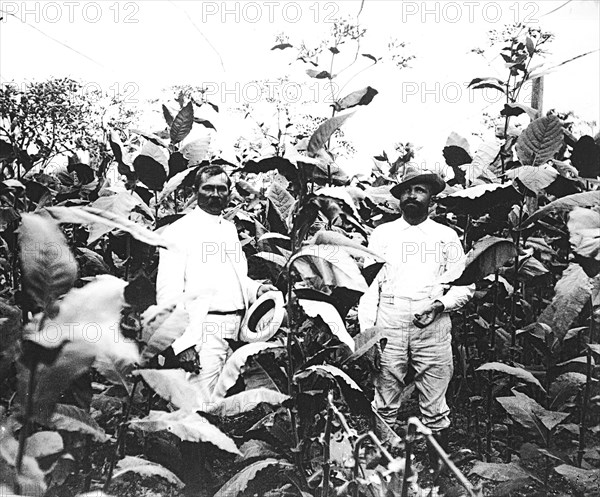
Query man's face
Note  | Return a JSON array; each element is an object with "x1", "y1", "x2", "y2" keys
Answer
[
  {"x1": 399, "y1": 182, "x2": 433, "y2": 218},
  {"x1": 197, "y1": 173, "x2": 231, "y2": 215}
]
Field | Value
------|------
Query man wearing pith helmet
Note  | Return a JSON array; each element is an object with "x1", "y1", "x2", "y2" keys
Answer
[{"x1": 358, "y1": 165, "x2": 474, "y2": 468}]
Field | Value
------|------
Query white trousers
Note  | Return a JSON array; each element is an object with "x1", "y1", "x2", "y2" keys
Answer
[
  {"x1": 187, "y1": 314, "x2": 242, "y2": 397},
  {"x1": 374, "y1": 295, "x2": 453, "y2": 434}
]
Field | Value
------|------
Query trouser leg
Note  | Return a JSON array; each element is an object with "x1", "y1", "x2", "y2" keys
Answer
[
  {"x1": 372, "y1": 316, "x2": 410, "y2": 443},
  {"x1": 188, "y1": 314, "x2": 240, "y2": 396}
]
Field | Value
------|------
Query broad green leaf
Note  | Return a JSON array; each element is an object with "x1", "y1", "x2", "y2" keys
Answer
[
  {"x1": 170, "y1": 101, "x2": 194, "y2": 144},
  {"x1": 550, "y1": 373, "x2": 587, "y2": 411},
  {"x1": 476, "y1": 362, "x2": 545, "y2": 392},
  {"x1": 497, "y1": 390, "x2": 569, "y2": 435},
  {"x1": 310, "y1": 230, "x2": 385, "y2": 263},
  {"x1": 24, "y1": 431, "x2": 63, "y2": 458},
  {"x1": 0, "y1": 298, "x2": 22, "y2": 351},
  {"x1": 342, "y1": 326, "x2": 389, "y2": 364},
  {"x1": 307, "y1": 112, "x2": 355, "y2": 157},
  {"x1": 554, "y1": 464, "x2": 600, "y2": 492},
  {"x1": 212, "y1": 342, "x2": 283, "y2": 400},
  {"x1": 297, "y1": 364, "x2": 362, "y2": 392},
  {"x1": 466, "y1": 141, "x2": 501, "y2": 182},
  {"x1": 134, "y1": 369, "x2": 210, "y2": 411},
  {"x1": 158, "y1": 165, "x2": 200, "y2": 204},
  {"x1": 214, "y1": 458, "x2": 292, "y2": 497},
  {"x1": 139, "y1": 305, "x2": 189, "y2": 365},
  {"x1": 237, "y1": 440, "x2": 279, "y2": 461},
  {"x1": 112, "y1": 456, "x2": 184, "y2": 489},
  {"x1": 133, "y1": 142, "x2": 168, "y2": 191},
  {"x1": 49, "y1": 404, "x2": 108, "y2": 442},
  {"x1": 0, "y1": 433, "x2": 47, "y2": 496},
  {"x1": 445, "y1": 131, "x2": 471, "y2": 155},
  {"x1": 468, "y1": 77, "x2": 506, "y2": 93},
  {"x1": 129, "y1": 410, "x2": 240, "y2": 455},
  {"x1": 290, "y1": 247, "x2": 368, "y2": 294},
  {"x1": 568, "y1": 207, "x2": 600, "y2": 276},
  {"x1": 252, "y1": 252, "x2": 287, "y2": 268},
  {"x1": 44, "y1": 206, "x2": 173, "y2": 249},
  {"x1": 19, "y1": 276, "x2": 138, "y2": 423},
  {"x1": 314, "y1": 186, "x2": 360, "y2": 218},
  {"x1": 243, "y1": 156, "x2": 298, "y2": 185},
  {"x1": 207, "y1": 388, "x2": 290, "y2": 417},
  {"x1": 520, "y1": 191, "x2": 600, "y2": 229},
  {"x1": 130, "y1": 129, "x2": 169, "y2": 148},
  {"x1": 181, "y1": 137, "x2": 210, "y2": 166},
  {"x1": 18, "y1": 214, "x2": 77, "y2": 315},
  {"x1": 539, "y1": 263, "x2": 593, "y2": 341},
  {"x1": 516, "y1": 115, "x2": 563, "y2": 167},
  {"x1": 470, "y1": 461, "x2": 532, "y2": 482},
  {"x1": 85, "y1": 192, "x2": 152, "y2": 244},
  {"x1": 527, "y1": 49, "x2": 600, "y2": 80},
  {"x1": 443, "y1": 236, "x2": 516, "y2": 286},
  {"x1": 333, "y1": 86, "x2": 378, "y2": 112},
  {"x1": 505, "y1": 164, "x2": 558, "y2": 193},
  {"x1": 298, "y1": 299, "x2": 354, "y2": 351},
  {"x1": 162, "y1": 104, "x2": 174, "y2": 126},
  {"x1": 266, "y1": 180, "x2": 294, "y2": 223}
]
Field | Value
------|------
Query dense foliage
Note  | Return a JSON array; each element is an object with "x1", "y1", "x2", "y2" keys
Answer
[{"x1": 1, "y1": 21, "x2": 599, "y2": 497}]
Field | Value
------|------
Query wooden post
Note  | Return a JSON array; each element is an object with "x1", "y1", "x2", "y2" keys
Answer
[{"x1": 531, "y1": 77, "x2": 544, "y2": 113}]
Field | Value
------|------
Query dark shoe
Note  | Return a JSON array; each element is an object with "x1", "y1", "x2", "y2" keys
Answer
[{"x1": 427, "y1": 429, "x2": 449, "y2": 472}]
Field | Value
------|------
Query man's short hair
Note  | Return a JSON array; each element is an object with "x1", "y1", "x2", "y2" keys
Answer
[{"x1": 194, "y1": 164, "x2": 232, "y2": 191}]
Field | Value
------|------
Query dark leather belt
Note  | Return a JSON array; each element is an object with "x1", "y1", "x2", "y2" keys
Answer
[{"x1": 208, "y1": 309, "x2": 245, "y2": 316}]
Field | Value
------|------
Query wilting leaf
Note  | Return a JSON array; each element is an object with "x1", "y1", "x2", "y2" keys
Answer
[
  {"x1": 520, "y1": 191, "x2": 600, "y2": 229},
  {"x1": 44, "y1": 206, "x2": 172, "y2": 249},
  {"x1": 554, "y1": 464, "x2": 600, "y2": 492},
  {"x1": 212, "y1": 342, "x2": 283, "y2": 400},
  {"x1": 140, "y1": 306, "x2": 189, "y2": 365},
  {"x1": 444, "y1": 236, "x2": 516, "y2": 286},
  {"x1": 298, "y1": 299, "x2": 354, "y2": 351},
  {"x1": 297, "y1": 364, "x2": 362, "y2": 392},
  {"x1": 207, "y1": 388, "x2": 290, "y2": 417},
  {"x1": 134, "y1": 369, "x2": 209, "y2": 411},
  {"x1": 333, "y1": 86, "x2": 378, "y2": 112},
  {"x1": 470, "y1": 461, "x2": 532, "y2": 482},
  {"x1": 129, "y1": 410, "x2": 241, "y2": 455},
  {"x1": 516, "y1": 115, "x2": 563, "y2": 167},
  {"x1": 170, "y1": 101, "x2": 194, "y2": 144},
  {"x1": 505, "y1": 164, "x2": 558, "y2": 193},
  {"x1": 134, "y1": 142, "x2": 168, "y2": 191},
  {"x1": 18, "y1": 214, "x2": 78, "y2": 315},
  {"x1": 307, "y1": 112, "x2": 355, "y2": 157},
  {"x1": 539, "y1": 263, "x2": 592, "y2": 341},
  {"x1": 213, "y1": 458, "x2": 292, "y2": 497},
  {"x1": 112, "y1": 456, "x2": 184, "y2": 489},
  {"x1": 476, "y1": 362, "x2": 545, "y2": 392},
  {"x1": 49, "y1": 404, "x2": 108, "y2": 442}
]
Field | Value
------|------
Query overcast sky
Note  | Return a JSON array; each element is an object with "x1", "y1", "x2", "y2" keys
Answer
[{"x1": 1, "y1": 0, "x2": 598, "y2": 174}]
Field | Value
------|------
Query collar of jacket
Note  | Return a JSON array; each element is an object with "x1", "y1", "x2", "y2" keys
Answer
[
  {"x1": 192, "y1": 205, "x2": 224, "y2": 224},
  {"x1": 396, "y1": 216, "x2": 436, "y2": 232}
]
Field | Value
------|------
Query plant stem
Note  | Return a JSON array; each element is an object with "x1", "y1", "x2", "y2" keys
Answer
[
  {"x1": 577, "y1": 347, "x2": 593, "y2": 467},
  {"x1": 321, "y1": 392, "x2": 333, "y2": 497},
  {"x1": 16, "y1": 361, "x2": 37, "y2": 476},
  {"x1": 103, "y1": 377, "x2": 140, "y2": 491}
]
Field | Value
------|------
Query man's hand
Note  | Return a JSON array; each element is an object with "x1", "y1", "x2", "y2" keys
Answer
[
  {"x1": 257, "y1": 283, "x2": 278, "y2": 298},
  {"x1": 413, "y1": 300, "x2": 445, "y2": 328}
]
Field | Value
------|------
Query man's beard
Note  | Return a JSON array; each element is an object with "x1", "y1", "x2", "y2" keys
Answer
[{"x1": 400, "y1": 200, "x2": 427, "y2": 218}]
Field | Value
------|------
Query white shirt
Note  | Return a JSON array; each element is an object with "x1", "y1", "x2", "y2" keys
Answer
[
  {"x1": 156, "y1": 207, "x2": 261, "y2": 313},
  {"x1": 358, "y1": 217, "x2": 474, "y2": 330}
]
